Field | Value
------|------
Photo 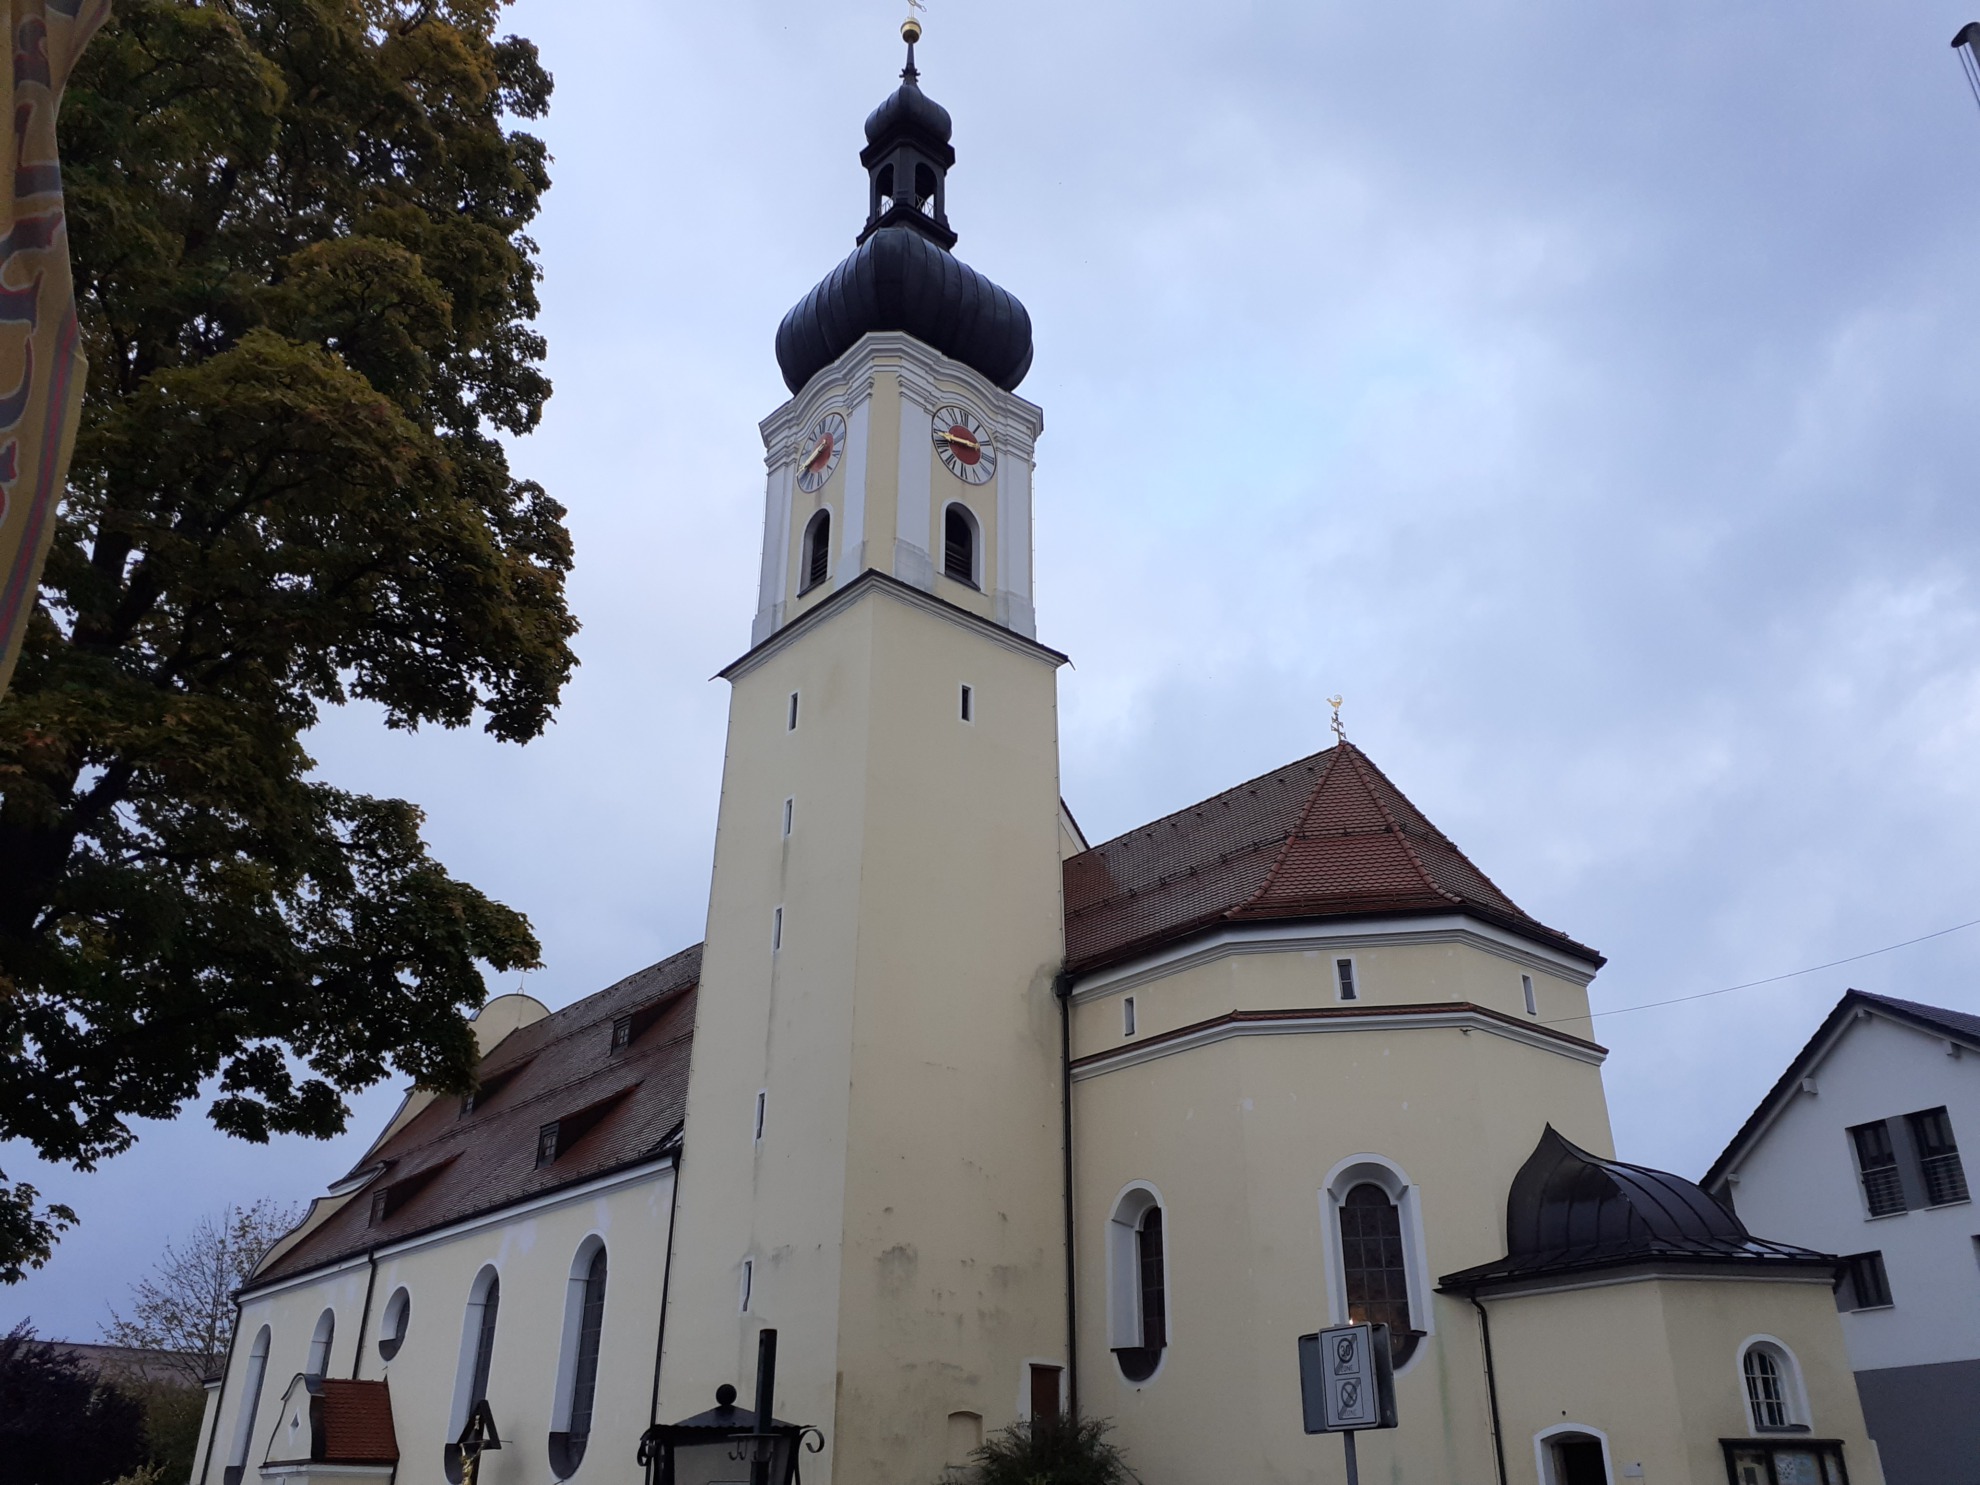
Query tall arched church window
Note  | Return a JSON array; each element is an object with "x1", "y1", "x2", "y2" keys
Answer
[
  {"x1": 306, "y1": 1308, "x2": 335, "y2": 1377},
  {"x1": 1740, "y1": 1339, "x2": 1807, "y2": 1433},
  {"x1": 944, "y1": 504, "x2": 978, "y2": 587},
  {"x1": 1323, "y1": 1158, "x2": 1428, "y2": 1370},
  {"x1": 550, "y1": 1241, "x2": 609, "y2": 1477},
  {"x1": 1107, "y1": 1184, "x2": 1168, "y2": 1383},
  {"x1": 225, "y1": 1325, "x2": 272, "y2": 1485},
  {"x1": 801, "y1": 509, "x2": 831, "y2": 593},
  {"x1": 449, "y1": 1267, "x2": 502, "y2": 1445}
]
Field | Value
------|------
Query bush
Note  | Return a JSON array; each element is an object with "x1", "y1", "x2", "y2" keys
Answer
[
  {"x1": 955, "y1": 1414, "x2": 1140, "y2": 1485},
  {"x1": 0, "y1": 1322, "x2": 148, "y2": 1485}
]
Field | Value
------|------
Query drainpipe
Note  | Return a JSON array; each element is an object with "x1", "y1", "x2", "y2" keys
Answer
[
  {"x1": 195, "y1": 1298, "x2": 243, "y2": 1485},
  {"x1": 1470, "y1": 1295, "x2": 1508, "y2": 1485},
  {"x1": 350, "y1": 1250, "x2": 378, "y2": 1378},
  {"x1": 1054, "y1": 969, "x2": 1078, "y2": 1420},
  {"x1": 647, "y1": 1133, "x2": 686, "y2": 1483}
]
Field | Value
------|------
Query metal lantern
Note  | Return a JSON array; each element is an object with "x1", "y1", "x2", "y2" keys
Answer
[{"x1": 637, "y1": 1330, "x2": 822, "y2": 1485}]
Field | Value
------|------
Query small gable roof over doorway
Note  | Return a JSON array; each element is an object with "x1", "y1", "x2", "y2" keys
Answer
[
  {"x1": 1061, "y1": 741, "x2": 1603, "y2": 975},
  {"x1": 1439, "y1": 1126, "x2": 1832, "y2": 1294},
  {"x1": 1703, "y1": 988, "x2": 1980, "y2": 1195}
]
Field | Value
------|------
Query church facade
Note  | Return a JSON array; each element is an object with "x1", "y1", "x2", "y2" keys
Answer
[{"x1": 192, "y1": 29, "x2": 1885, "y2": 1485}]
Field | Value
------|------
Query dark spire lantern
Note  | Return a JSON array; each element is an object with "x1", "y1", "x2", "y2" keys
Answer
[{"x1": 859, "y1": 19, "x2": 958, "y2": 249}]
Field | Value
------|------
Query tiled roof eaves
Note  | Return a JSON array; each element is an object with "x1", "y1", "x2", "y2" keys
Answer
[
  {"x1": 1437, "y1": 1243, "x2": 1837, "y2": 1294},
  {"x1": 1703, "y1": 988, "x2": 1980, "y2": 1190},
  {"x1": 1065, "y1": 900, "x2": 1602, "y2": 978},
  {"x1": 1068, "y1": 999, "x2": 1606, "y2": 1072}
]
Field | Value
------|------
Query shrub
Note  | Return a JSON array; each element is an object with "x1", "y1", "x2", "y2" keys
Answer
[{"x1": 955, "y1": 1413, "x2": 1140, "y2": 1485}]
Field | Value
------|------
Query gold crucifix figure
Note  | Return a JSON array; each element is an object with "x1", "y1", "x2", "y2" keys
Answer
[{"x1": 1328, "y1": 695, "x2": 1347, "y2": 744}]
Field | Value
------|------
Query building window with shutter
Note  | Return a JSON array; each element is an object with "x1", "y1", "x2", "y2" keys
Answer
[
  {"x1": 944, "y1": 504, "x2": 978, "y2": 587},
  {"x1": 1837, "y1": 1250, "x2": 1892, "y2": 1310},
  {"x1": 1907, "y1": 1106, "x2": 1969, "y2": 1207},
  {"x1": 800, "y1": 509, "x2": 831, "y2": 594},
  {"x1": 1849, "y1": 1120, "x2": 1907, "y2": 1217},
  {"x1": 537, "y1": 1122, "x2": 561, "y2": 1167},
  {"x1": 1336, "y1": 958, "x2": 1357, "y2": 1002}
]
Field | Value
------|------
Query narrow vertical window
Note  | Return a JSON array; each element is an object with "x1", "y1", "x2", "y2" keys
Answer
[
  {"x1": 782, "y1": 797, "x2": 794, "y2": 837},
  {"x1": 754, "y1": 1090, "x2": 767, "y2": 1141},
  {"x1": 740, "y1": 1258, "x2": 754, "y2": 1313},
  {"x1": 1339, "y1": 1184, "x2": 1414, "y2": 1361},
  {"x1": 378, "y1": 1289, "x2": 411, "y2": 1362},
  {"x1": 787, "y1": 691, "x2": 799, "y2": 731},
  {"x1": 1137, "y1": 1209, "x2": 1168, "y2": 1351},
  {"x1": 1028, "y1": 1364, "x2": 1063, "y2": 1424},
  {"x1": 227, "y1": 1326, "x2": 272, "y2": 1477},
  {"x1": 469, "y1": 1276, "x2": 500, "y2": 1411},
  {"x1": 1908, "y1": 1107, "x2": 1969, "y2": 1206},
  {"x1": 549, "y1": 1243, "x2": 608, "y2": 1475},
  {"x1": 944, "y1": 504, "x2": 977, "y2": 586},
  {"x1": 1336, "y1": 958, "x2": 1357, "y2": 1001},
  {"x1": 800, "y1": 509, "x2": 831, "y2": 593},
  {"x1": 1741, "y1": 1343, "x2": 1802, "y2": 1431},
  {"x1": 1123, "y1": 997, "x2": 1137, "y2": 1036},
  {"x1": 306, "y1": 1308, "x2": 335, "y2": 1377},
  {"x1": 1522, "y1": 974, "x2": 1537, "y2": 1016},
  {"x1": 1109, "y1": 1187, "x2": 1168, "y2": 1383},
  {"x1": 772, "y1": 906, "x2": 783, "y2": 952},
  {"x1": 959, "y1": 683, "x2": 973, "y2": 722},
  {"x1": 1850, "y1": 1121, "x2": 1907, "y2": 1216}
]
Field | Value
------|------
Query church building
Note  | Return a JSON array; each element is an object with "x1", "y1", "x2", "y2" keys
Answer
[{"x1": 192, "y1": 25, "x2": 1886, "y2": 1485}]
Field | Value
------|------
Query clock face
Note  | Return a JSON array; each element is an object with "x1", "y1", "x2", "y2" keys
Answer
[
  {"x1": 932, "y1": 405, "x2": 996, "y2": 485},
  {"x1": 794, "y1": 412, "x2": 847, "y2": 494}
]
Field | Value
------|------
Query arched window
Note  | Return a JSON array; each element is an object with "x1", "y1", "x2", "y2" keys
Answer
[
  {"x1": 1107, "y1": 1184, "x2": 1168, "y2": 1383},
  {"x1": 225, "y1": 1325, "x2": 272, "y2": 1484},
  {"x1": 549, "y1": 1240, "x2": 609, "y2": 1477},
  {"x1": 1740, "y1": 1339, "x2": 1807, "y2": 1433},
  {"x1": 801, "y1": 508, "x2": 831, "y2": 593},
  {"x1": 943, "y1": 504, "x2": 978, "y2": 587},
  {"x1": 1536, "y1": 1425, "x2": 1613, "y2": 1485},
  {"x1": 450, "y1": 1267, "x2": 501, "y2": 1440},
  {"x1": 306, "y1": 1308, "x2": 335, "y2": 1377},
  {"x1": 1323, "y1": 1157, "x2": 1428, "y2": 1370},
  {"x1": 378, "y1": 1288, "x2": 411, "y2": 1362}
]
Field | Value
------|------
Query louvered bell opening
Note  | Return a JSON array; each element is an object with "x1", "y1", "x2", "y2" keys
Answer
[{"x1": 943, "y1": 507, "x2": 975, "y2": 586}]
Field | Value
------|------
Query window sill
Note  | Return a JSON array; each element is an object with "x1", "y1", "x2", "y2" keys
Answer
[
  {"x1": 1843, "y1": 1303, "x2": 1895, "y2": 1313},
  {"x1": 1923, "y1": 1196, "x2": 1972, "y2": 1210},
  {"x1": 796, "y1": 577, "x2": 829, "y2": 598},
  {"x1": 1862, "y1": 1210, "x2": 1908, "y2": 1221}
]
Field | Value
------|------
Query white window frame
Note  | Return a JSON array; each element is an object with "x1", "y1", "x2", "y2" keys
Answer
[
  {"x1": 1335, "y1": 956, "x2": 1358, "y2": 1002},
  {"x1": 227, "y1": 1324, "x2": 272, "y2": 1471},
  {"x1": 378, "y1": 1287, "x2": 410, "y2": 1362},
  {"x1": 305, "y1": 1306, "x2": 335, "y2": 1377},
  {"x1": 550, "y1": 1235, "x2": 608, "y2": 1442},
  {"x1": 1522, "y1": 974, "x2": 1537, "y2": 1016},
  {"x1": 942, "y1": 501, "x2": 983, "y2": 588},
  {"x1": 1736, "y1": 1335, "x2": 1812, "y2": 1435},
  {"x1": 1105, "y1": 1181, "x2": 1170, "y2": 1385},
  {"x1": 1122, "y1": 996, "x2": 1137, "y2": 1037},
  {"x1": 448, "y1": 1264, "x2": 501, "y2": 1438},
  {"x1": 799, "y1": 507, "x2": 833, "y2": 595},
  {"x1": 1535, "y1": 1423, "x2": 1616, "y2": 1485},
  {"x1": 1318, "y1": 1154, "x2": 1434, "y2": 1372}
]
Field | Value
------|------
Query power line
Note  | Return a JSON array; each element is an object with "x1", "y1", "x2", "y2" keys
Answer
[{"x1": 1544, "y1": 915, "x2": 1980, "y2": 1026}]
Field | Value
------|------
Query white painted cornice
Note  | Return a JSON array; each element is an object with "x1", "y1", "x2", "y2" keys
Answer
[
  {"x1": 1067, "y1": 914, "x2": 1599, "y2": 1005},
  {"x1": 1070, "y1": 1001, "x2": 1606, "y2": 1082},
  {"x1": 1445, "y1": 1262, "x2": 1833, "y2": 1302}
]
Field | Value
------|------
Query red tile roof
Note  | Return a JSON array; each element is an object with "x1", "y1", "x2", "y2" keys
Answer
[
  {"x1": 256, "y1": 945, "x2": 701, "y2": 1285},
  {"x1": 1063, "y1": 742, "x2": 1601, "y2": 974},
  {"x1": 318, "y1": 1379, "x2": 398, "y2": 1464}
]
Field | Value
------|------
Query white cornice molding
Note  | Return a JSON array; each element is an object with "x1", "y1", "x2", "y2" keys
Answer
[
  {"x1": 1068, "y1": 914, "x2": 1599, "y2": 1004},
  {"x1": 1071, "y1": 1002, "x2": 1606, "y2": 1082},
  {"x1": 1446, "y1": 1263, "x2": 1833, "y2": 1302},
  {"x1": 721, "y1": 569, "x2": 1067, "y2": 683},
  {"x1": 238, "y1": 1156, "x2": 676, "y2": 1303}
]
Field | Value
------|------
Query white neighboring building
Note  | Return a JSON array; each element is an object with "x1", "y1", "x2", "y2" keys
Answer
[{"x1": 1706, "y1": 991, "x2": 1980, "y2": 1485}]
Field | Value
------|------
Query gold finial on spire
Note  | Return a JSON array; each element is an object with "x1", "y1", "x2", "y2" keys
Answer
[
  {"x1": 902, "y1": 0, "x2": 924, "y2": 45},
  {"x1": 1327, "y1": 695, "x2": 1347, "y2": 744}
]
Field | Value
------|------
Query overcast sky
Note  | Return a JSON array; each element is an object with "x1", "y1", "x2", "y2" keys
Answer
[{"x1": 12, "y1": 0, "x2": 1980, "y2": 1339}]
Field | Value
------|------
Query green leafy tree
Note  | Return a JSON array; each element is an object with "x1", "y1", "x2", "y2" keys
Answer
[
  {"x1": 0, "y1": 1323, "x2": 150, "y2": 1485},
  {"x1": 0, "y1": 0, "x2": 576, "y2": 1280},
  {"x1": 953, "y1": 1415, "x2": 1141, "y2": 1485}
]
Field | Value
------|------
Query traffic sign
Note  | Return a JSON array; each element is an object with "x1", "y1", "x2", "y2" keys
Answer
[{"x1": 1298, "y1": 1323, "x2": 1398, "y2": 1434}]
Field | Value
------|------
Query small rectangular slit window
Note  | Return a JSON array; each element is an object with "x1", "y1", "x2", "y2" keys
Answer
[
  {"x1": 1335, "y1": 958, "x2": 1357, "y2": 1002},
  {"x1": 536, "y1": 1122, "x2": 561, "y2": 1168},
  {"x1": 740, "y1": 1258, "x2": 753, "y2": 1313},
  {"x1": 611, "y1": 1014, "x2": 633, "y2": 1051},
  {"x1": 959, "y1": 684, "x2": 973, "y2": 723},
  {"x1": 1123, "y1": 997, "x2": 1137, "y2": 1036},
  {"x1": 754, "y1": 1090, "x2": 767, "y2": 1142},
  {"x1": 772, "y1": 906, "x2": 783, "y2": 952},
  {"x1": 787, "y1": 692, "x2": 799, "y2": 731},
  {"x1": 1522, "y1": 975, "x2": 1537, "y2": 1016},
  {"x1": 782, "y1": 797, "x2": 794, "y2": 837}
]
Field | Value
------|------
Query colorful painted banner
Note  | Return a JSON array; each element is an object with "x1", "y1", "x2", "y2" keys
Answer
[{"x1": 0, "y1": 0, "x2": 108, "y2": 698}]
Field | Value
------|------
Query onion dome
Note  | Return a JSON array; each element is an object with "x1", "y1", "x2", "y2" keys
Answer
[{"x1": 775, "y1": 24, "x2": 1033, "y2": 395}]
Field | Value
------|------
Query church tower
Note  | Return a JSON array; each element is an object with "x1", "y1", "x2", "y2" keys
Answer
[{"x1": 659, "y1": 24, "x2": 1070, "y2": 1484}]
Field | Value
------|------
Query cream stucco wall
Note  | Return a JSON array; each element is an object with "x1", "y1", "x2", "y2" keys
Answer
[
  {"x1": 1485, "y1": 1273, "x2": 1882, "y2": 1485},
  {"x1": 201, "y1": 1163, "x2": 674, "y2": 1485},
  {"x1": 660, "y1": 578, "x2": 1069, "y2": 1485}
]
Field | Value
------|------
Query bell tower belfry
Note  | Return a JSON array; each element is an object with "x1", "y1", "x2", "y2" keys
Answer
[{"x1": 660, "y1": 23, "x2": 1070, "y2": 1485}]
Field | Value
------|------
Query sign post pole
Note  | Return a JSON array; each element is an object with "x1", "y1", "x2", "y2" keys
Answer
[
  {"x1": 1298, "y1": 1322, "x2": 1396, "y2": 1481},
  {"x1": 1343, "y1": 1429, "x2": 1359, "y2": 1485}
]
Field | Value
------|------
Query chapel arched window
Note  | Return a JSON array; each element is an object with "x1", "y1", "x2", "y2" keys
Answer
[
  {"x1": 1741, "y1": 1341, "x2": 1805, "y2": 1432},
  {"x1": 551, "y1": 1243, "x2": 609, "y2": 1476},
  {"x1": 944, "y1": 504, "x2": 977, "y2": 586},
  {"x1": 1339, "y1": 1182, "x2": 1416, "y2": 1365},
  {"x1": 802, "y1": 509, "x2": 831, "y2": 593},
  {"x1": 1108, "y1": 1187, "x2": 1168, "y2": 1383}
]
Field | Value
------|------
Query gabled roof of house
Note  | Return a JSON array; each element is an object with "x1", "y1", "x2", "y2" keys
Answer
[
  {"x1": 1062, "y1": 741, "x2": 1601, "y2": 975},
  {"x1": 1440, "y1": 1126, "x2": 1832, "y2": 1293},
  {"x1": 1703, "y1": 988, "x2": 1980, "y2": 1193},
  {"x1": 316, "y1": 1379, "x2": 399, "y2": 1465},
  {"x1": 255, "y1": 944, "x2": 702, "y2": 1286}
]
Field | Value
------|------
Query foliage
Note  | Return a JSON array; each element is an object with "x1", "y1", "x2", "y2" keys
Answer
[
  {"x1": 954, "y1": 1415, "x2": 1141, "y2": 1485},
  {"x1": 133, "y1": 1380, "x2": 206, "y2": 1485},
  {"x1": 0, "y1": 1322, "x2": 150, "y2": 1485},
  {"x1": 0, "y1": 0, "x2": 576, "y2": 1278},
  {"x1": 104, "y1": 1197, "x2": 304, "y2": 1384}
]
